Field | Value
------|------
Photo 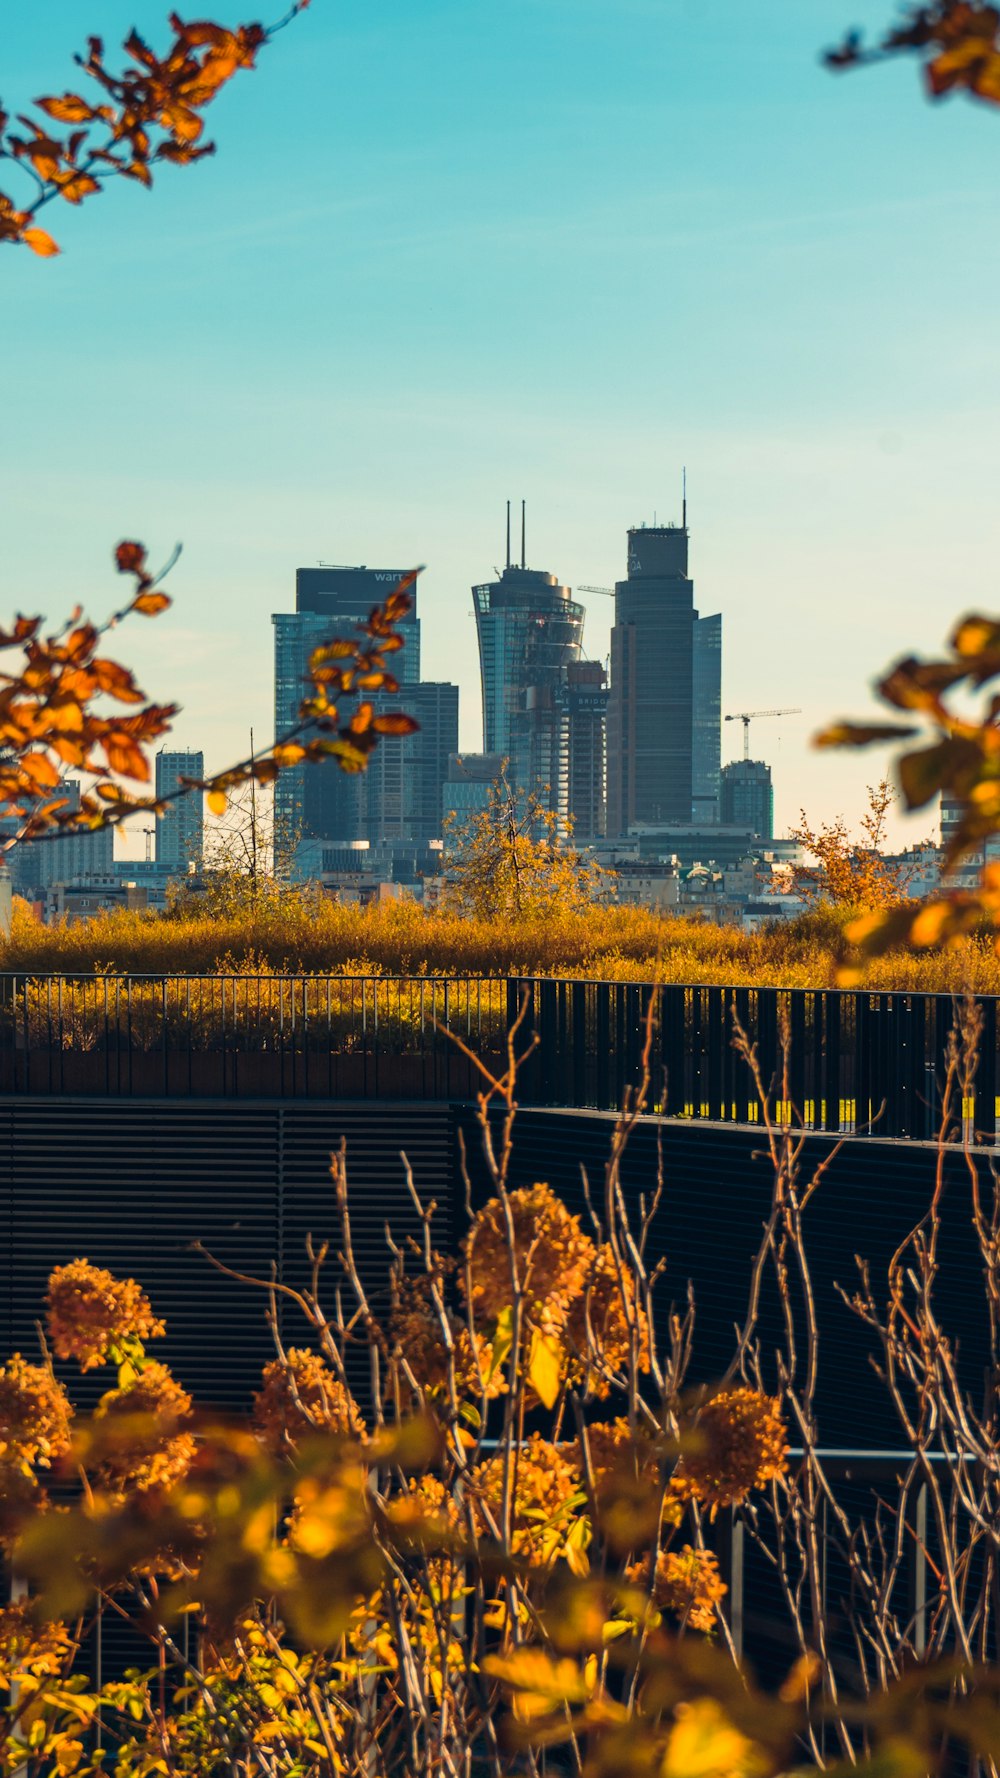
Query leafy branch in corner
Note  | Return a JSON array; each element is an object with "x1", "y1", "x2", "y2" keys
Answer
[
  {"x1": 826, "y1": 2, "x2": 1000, "y2": 107},
  {"x1": 0, "y1": 5, "x2": 310, "y2": 256},
  {"x1": 0, "y1": 542, "x2": 419, "y2": 852}
]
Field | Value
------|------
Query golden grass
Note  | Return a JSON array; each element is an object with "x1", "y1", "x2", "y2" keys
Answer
[{"x1": 3, "y1": 895, "x2": 1000, "y2": 991}]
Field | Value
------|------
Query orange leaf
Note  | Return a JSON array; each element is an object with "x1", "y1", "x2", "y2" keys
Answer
[
  {"x1": 20, "y1": 751, "x2": 60, "y2": 789},
  {"x1": 372, "y1": 712, "x2": 419, "y2": 736},
  {"x1": 103, "y1": 733, "x2": 150, "y2": 781},
  {"x1": 22, "y1": 227, "x2": 59, "y2": 257},
  {"x1": 132, "y1": 591, "x2": 170, "y2": 616},
  {"x1": 36, "y1": 94, "x2": 95, "y2": 123}
]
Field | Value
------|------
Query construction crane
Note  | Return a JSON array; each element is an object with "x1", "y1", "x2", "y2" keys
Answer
[
  {"x1": 724, "y1": 707, "x2": 801, "y2": 761},
  {"x1": 578, "y1": 585, "x2": 614, "y2": 598}
]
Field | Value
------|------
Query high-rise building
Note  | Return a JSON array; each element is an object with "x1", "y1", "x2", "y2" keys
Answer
[
  {"x1": 472, "y1": 509, "x2": 585, "y2": 813},
  {"x1": 8, "y1": 779, "x2": 114, "y2": 895},
  {"x1": 566, "y1": 660, "x2": 608, "y2": 842},
  {"x1": 692, "y1": 613, "x2": 722, "y2": 824},
  {"x1": 155, "y1": 749, "x2": 205, "y2": 874},
  {"x1": 606, "y1": 514, "x2": 722, "y2": 838},
  {"x1": 720, "y1": 758, "x2": 773, "y2": 840},
  {"x1": 274, "y1": 566, "x2": 421, "y2": 851},
  {"x1": 607, "y1": 522, "x2": 696, "y2": 835},
  {"x1": 366, "y1": 681, "x2": 458, "y2": 846}
]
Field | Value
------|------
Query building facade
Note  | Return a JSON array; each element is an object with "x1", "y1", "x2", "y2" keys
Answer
[
  {"x1": 155, "y1": 749, "x2": 205, "y2": 875},
  {"x1": 566, "y1": 660, "x2": 608, "y2": 842},
  {"x1": 472, "y1": 543, "x2": 585, "y2": 814},
  {"x1": 692, "y1": 612, "x2": 722, "y2": 824},
  {"x1": 273, "y1": 566, "x2": 422, "y2": 855},
  {"x1": 606, "y1": 523, "x2": 696, "y2": 836},
  {"x1": 720, "y1": 758, "x2": 774, "y2": 840},
  {"x1": 365, "y1": 681, "x2": 459, "y2": 847},
  {"x1": 8, "y1": 779, "x2": 114, "y2": 896}
]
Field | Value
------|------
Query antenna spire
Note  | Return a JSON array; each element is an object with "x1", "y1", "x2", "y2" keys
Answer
[
  {"x1": 521, "y1": 499, "x2": 526, "y2": 570},
  {"x1": 682, "y1": 466, "x2": 687, "y2": 530},
  {"x1": 505, "y1": 500, "x2": 511, "y2": 570}
]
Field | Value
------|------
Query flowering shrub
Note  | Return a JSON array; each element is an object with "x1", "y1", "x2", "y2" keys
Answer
[{"x1": 45, "y1": 1258, "x2": 164, "y2": 1371}]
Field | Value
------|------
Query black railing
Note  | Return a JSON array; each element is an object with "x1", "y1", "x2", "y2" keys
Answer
[{"x1": 0, "y1": 973, "x2": 991, "y2": 1138}]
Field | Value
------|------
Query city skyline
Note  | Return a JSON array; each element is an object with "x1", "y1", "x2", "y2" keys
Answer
[{"x1": 5, "y1": 0, "x2": 999, "y2": 853}]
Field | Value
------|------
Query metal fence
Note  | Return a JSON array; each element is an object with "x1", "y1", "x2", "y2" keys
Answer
[{"x1": 0, "y1": 973, "x2": 992, "y2": 1137}]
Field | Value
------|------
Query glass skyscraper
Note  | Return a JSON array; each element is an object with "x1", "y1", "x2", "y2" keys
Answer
[
  {"x1": 472, "y1": 544, "x2": 585, "y2": 814},
  {"x1": 606, "y1": 520, "x2": 722, "y2": 837},
  {"x1": 273, "y1": 566, "x2": 422, "y2": 850}
]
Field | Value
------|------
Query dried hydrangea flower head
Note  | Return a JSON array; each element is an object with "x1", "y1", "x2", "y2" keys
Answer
[
  {"x1": 46, "y1": 1259, "x2": 165, "y2": 1371},
  {"x1": 0, "y1": 1354, "x2": 73, "y2": 1472},
  {"x1": 676, "y1": 1388, "x2": 788, "y2": 1515},
  {"x1": 93, "y1": 1361, "x2": 195, "y2": 1496},
  {"x1": 391, "y1": 1270, "x2": 505, "y2": 1405},
  {"x1": 252, "y1": 1349, "x2": 366, "y2": 1458},
  {"x1": 470, "y1": 1432, "x2": 583, "y2": 1565},
  {"x1": 627, "y1": 1545, "x2": 727, "y2": 1632},
  {"x1": 462, "y1": 1183, "x2": 596, "y2": 1337},
  {"x1": 564, "y1": 1243, "x2": 651, "y2": 1397}
]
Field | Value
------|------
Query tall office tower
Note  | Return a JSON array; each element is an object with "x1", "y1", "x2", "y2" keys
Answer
[
  {"x1": 8, "y1": 779, "x2": 114, "y2": 895},
  {"x1": 720, "y1": 758, "x2": 774, "y2": 840},
  {"x1": 566, "y1": 660, "x2": 608, "y2": 842},
  {"x1": 692, "y1": 612, "x2": 722, "y2": 824},
  {"x1": 274, "y1": 566, "x2": 421, "y2": 853},
  {"x1": 607, "y1": 521, "x2": 696, "y2": 836},
  {"x1": 155, "y1": 749, "x2": 205, "y2": 874},
  {"x1": 366, "y1": 682, "x2": 459, "y2": 845},
  {"x1": 472, "y1": 507, "x2": 585, "y2": 813}
]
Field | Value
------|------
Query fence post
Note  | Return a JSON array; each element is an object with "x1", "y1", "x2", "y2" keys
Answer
[{"x1": 595, "y1": 984, "x2": 612, "y2": 1109}]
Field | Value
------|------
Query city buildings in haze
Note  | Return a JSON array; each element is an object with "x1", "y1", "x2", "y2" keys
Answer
[
  {"x1": 692, "y1": 613, "x2": 722, "y2": 824},
  {"x1": 8, "y1": 778, "x2": 114, "y2": 896}
]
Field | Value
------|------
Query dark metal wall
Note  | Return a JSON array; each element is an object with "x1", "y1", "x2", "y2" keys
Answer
[
  {"x1": 0, "y1": 1099, "x2": 453, "y2": 1410},
  {"x1": 0, "y1": 1095, "x2": 990, "y2": 1451}
]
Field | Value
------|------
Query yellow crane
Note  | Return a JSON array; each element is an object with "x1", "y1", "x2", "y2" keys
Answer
[{"x1": 724, "y1": 707, "x2": 801, "y2": 760}]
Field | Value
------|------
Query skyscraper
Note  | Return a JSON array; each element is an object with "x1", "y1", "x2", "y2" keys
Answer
[
  {"x1": 273, "y1": 566, "x2": 421, "y2": 850},
  {"x1": 472, "y1": 507, "x2": 585, "y2": 814},
  {"x1": 606, "y1": 514, "x2": 722, "y2": 837},
  {"x1": 720, "y1": 758, "x2": 773, "y2": 839},
  {"x1": 155, "y1": 749, "x2": 205, "y2": 874},
  {"x1": 607, "y1": 522, "x2": 695, "y2": 835},
  {"x1": 365, "y1": 681, "x2": 459, "y2": 846},
  {"x1": 692, "y1": 613, "x2": 722, "y2": 824},
  {"x1": 566, "y1": 660, "x2": 608, "y2": 842}
]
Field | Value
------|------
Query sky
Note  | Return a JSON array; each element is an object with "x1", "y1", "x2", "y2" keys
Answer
[{"x1": 2, "y1": 0, "x2": 999, "y2": 853}]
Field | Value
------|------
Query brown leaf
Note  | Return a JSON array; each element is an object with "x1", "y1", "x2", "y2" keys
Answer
[{"x1": 115, "y1": 540, "x2": 148, "y2": 575}]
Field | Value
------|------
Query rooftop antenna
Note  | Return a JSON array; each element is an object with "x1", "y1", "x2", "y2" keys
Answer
[
  {"x1": 683, "y1": 466, "x2": 687, "y2": 530},
  {"x1": 505, "y1": 500, "x2": 511, "y2": 571},
  {"x1": 521, "y1": 499, "x2": 526, "y2": 570}
]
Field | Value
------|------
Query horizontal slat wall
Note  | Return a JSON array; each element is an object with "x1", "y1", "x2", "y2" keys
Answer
[
  {"x1": 456, "y1": 1107, "x2": 992, "y2": 1452},
  {"x1": 0, "y1": 1098, "x2": 452, "y2": 1412}
]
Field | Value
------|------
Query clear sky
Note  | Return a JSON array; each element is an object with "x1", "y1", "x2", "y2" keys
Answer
[{"x1": 2, "y1": 0, "x2": 999, "y2": 849}]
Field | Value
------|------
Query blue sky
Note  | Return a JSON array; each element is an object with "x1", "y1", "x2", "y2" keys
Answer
[{"x1": 3, "y1": 0, "x2": 999, "y2": 845}]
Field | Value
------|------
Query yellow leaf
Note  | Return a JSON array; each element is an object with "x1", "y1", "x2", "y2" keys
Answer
[
  {"x1": 207, "y1": 789, "x2": 227, "y2": 817},
  {"x1": 662, "y1": 1698, "x2": 765, "y2": 1778},
  {"x1": 527, "y1": 1328, "x2": 564, "y2": 1409}
]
